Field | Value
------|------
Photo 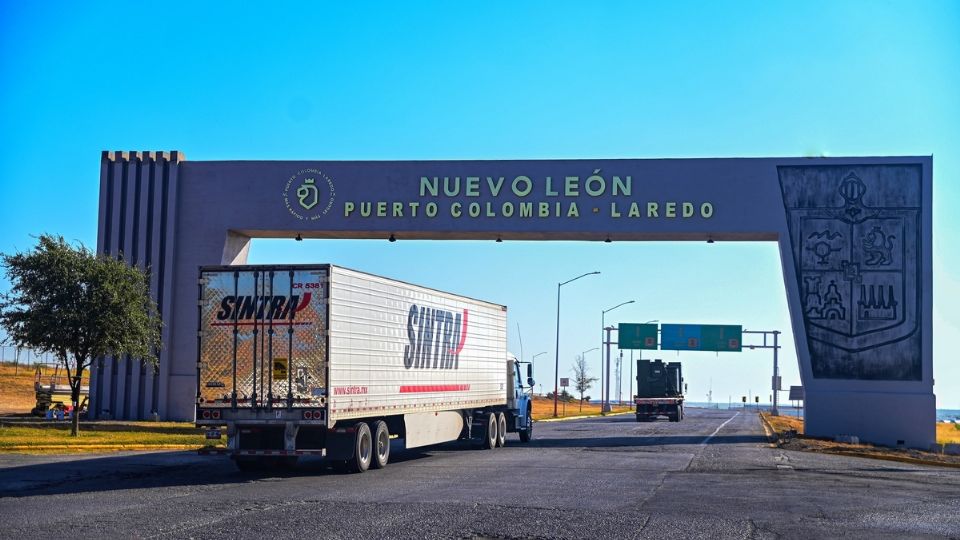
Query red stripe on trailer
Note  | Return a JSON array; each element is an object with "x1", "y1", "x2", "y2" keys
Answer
[
  {"x1": 451, "y1": 309, "x2": 469, "y2": 354},
  {"x1": 399, "y1": 384, "x2": 471, "y2": 393}
]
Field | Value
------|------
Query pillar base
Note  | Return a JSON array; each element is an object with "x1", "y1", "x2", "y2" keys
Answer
[{"x1": 804, "y1": 389, "x2": 935, "y2": 449}]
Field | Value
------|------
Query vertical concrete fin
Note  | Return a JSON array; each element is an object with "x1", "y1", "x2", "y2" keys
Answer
[{"x1": 91, "y1": 150, "x2": 184, "y2": 420}]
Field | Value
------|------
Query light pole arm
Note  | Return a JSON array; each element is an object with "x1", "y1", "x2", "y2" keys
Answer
[{"x1": 560, "y1": 271, "x2": 600, "y2": 287}]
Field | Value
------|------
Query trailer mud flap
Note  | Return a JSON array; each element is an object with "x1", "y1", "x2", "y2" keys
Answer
[{"x1": 326, "y1": 427, "x2": 355, "y2": 460}]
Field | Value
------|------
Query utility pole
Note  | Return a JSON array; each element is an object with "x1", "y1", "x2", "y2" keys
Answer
[
  {"x1": 771, "y1": 330, "x2": 780, "y2": 416},
  {"x1": 741, "y1": 329, "x2": 783, "y2": 416},
  {"x1": 601, "y1": 300, "x2": 634, "y2": 413},
  {"x1": 603, "y1": 326, "x2": 613, "y2": 412},
  {"x1": 617, "y1": 351, "x2": 623, "y2": 405}
]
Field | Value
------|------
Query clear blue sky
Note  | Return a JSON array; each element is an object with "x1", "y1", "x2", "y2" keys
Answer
[{"x1": 1, "y1": 1, "x2": 958, "y2": 408}]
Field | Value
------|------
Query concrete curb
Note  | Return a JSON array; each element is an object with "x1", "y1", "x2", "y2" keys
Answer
[
  {"x1": 758, "y1": 412, "x2": 779, "y2": 446},
  {"x1": 815, "y1": 449, "x2": 960, "y2": 470},
  {"x1": 536, "y1": 411, "x2": 633, "y2": 423}
]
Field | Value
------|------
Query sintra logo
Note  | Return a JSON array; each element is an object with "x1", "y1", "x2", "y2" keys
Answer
[{"x1": 283, "y1": 168, "x2": 335, "y2": 220}]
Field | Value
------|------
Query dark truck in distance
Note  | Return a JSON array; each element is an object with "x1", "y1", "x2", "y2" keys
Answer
[{"x1": 635, "y1": 359, "x2": 684, "y2": 422}]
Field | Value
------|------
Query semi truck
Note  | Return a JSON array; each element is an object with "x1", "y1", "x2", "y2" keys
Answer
[
  {"x1": 195, "y1": 264, "x2": 534, "y2": 472},
  {"x1": 634, "y1": 359, "x2": 684, "y2": 422}
]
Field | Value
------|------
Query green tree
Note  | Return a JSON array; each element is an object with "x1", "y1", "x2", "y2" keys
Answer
[
  {"x1": 572, "y1": 354, "x2": 598, "y2": 411},
  {"x1": 0, "y1": 235, "x2": 161, "y2": 436}
]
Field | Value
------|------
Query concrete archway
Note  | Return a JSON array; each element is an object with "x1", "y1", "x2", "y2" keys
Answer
[{"x1": 91, "y1": 152, "x2": 933, "y2": 447}]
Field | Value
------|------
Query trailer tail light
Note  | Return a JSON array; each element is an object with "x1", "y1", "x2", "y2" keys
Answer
[
  {"x1": 302, "y1": 410, "x2": 322, "y2": 420},
  {"x1": 201, "y1": 410, "x2": 211, "y2": 419},
  {"x1": 211, "y1": 409, "x2": 221, "y2": 420}
]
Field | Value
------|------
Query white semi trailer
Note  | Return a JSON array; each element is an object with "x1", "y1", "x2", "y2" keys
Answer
[{"x1": 196, "y1": 264, "x2": 534, "y2": 472}]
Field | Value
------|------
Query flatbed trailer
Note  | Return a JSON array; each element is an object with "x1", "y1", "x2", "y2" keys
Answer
[{"x1": 634, "y1": 397, "x2": 684, "y2": 422}]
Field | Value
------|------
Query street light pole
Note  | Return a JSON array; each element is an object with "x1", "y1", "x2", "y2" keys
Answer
[
  {"x1": 532, "y1": 351, "x2": 547, "y2": 395},
  {"x1": 554, "y1": 271, "x2": 600, "y2": 417},
  {"x1": 601, "y1": 300, "x2": 634, "y2": 413}
]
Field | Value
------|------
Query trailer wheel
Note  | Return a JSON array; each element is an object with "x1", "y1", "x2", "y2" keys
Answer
[
  {"x1": 519, "y1": 407, "x2": 532, "y2": 443},
  {"x1": 348, "y1": 422, "x2": 373, "y2": 473},
  {"x1": 480, "y1": 413, "x2": 497, "y2": 449},
  {"x1": 371, "y1": 420, "x2": 390, "y2": 469},
  {"x1": 496, "y1": 412, "x2": 507, "y2": 447}
]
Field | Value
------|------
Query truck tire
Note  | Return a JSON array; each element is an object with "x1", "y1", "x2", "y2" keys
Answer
[
  {"x1": 480, "y1": 413, "x2": 497, "y2": 449},
  {"x1": 496, "y1": 412, "x2": 507, "y2": 447},
  {"x1": 348, "y1": 422, "x2": 373, "y2": 473},
  {"x1": 518, "y1": 407, "x2": 533, "y2": 443},
  {"x1": 371, "y1": 420, "x2": 390, "y2": 469}
]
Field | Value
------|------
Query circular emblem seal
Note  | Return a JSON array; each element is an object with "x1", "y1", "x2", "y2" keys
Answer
[{"x1": 283, "y1": 168, "x2": 335, "y2": 220}]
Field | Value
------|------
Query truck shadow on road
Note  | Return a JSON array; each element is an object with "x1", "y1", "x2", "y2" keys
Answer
[{"x1": 0, "y1": 444, "x2": 438, "y2": 498}]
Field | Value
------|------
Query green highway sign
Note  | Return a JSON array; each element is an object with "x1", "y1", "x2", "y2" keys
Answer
[
  {"x1": 618, "y1": 323, "x2": 659, "y2": 350},
  {"x1": 660, "y1": 324, "x2": 742, "y2": 352}
]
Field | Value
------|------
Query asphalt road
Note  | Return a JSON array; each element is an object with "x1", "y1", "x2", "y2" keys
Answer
[{"x1": 1, "y1": 408, "x2": 959, "y2": 539}]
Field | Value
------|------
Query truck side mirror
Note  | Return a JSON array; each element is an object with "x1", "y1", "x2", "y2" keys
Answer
[
  {"x1": 684, "y1": 383, "x2": 688, "y2": 393},
  {"x1": 526, "y1": 364, "x2": 535, "y2": 387}
]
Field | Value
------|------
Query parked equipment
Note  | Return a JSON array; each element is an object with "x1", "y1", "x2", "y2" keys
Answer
[
  {"x1": 195, "y1": 264, "x2": 534, "y2": 472},
  {"x1": 33, "y1": 364, "x2": 88, "y2": 416},
  {"x1": 635, "y1": 359, "x2": 684, "y2": 422}
]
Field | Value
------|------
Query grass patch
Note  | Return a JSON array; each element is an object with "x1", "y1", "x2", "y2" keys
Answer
[
  {"x1": 938, "y1": 422, "x2": 960, "y2": 445},
  {"x1": 760, "y1": 412, "x2": 960, "y2": 468},
  {"x1": 764, "y1": 412, "x2": 960, "y2": 446},
  {"x1": 765, "y1": 413, "x2": 803, "y2": 435},
  {"x1": 531, "y1": 396, "x2": 631, "y2": 420},
  {"x1": 0, "y1": 421, "x2": 224, "y2": 453}
]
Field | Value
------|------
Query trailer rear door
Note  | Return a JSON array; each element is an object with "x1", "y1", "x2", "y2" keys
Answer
[{"x1": 197, "y1": 267, "x2": 329, "y2": 411}]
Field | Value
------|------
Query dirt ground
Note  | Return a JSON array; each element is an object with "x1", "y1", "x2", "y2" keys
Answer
[
  {"x1": 0, "y1": 363, "x2": 39, "y2": 415},
  {"x1": 0, "y1": 362, "x2": 91, "y2": 415},
  {"x1": 761, "y1": 412, "x2": 960, "y2": 467}
]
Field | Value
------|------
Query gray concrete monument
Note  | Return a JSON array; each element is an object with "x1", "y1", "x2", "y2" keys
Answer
[{"x1": 92, "y1": 152, "x2": 934, "y2": 447}]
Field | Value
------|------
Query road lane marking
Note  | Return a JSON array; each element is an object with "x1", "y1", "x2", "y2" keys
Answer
[{"x1": 700, "y1": 412, "x2": 740, "y2": 446}]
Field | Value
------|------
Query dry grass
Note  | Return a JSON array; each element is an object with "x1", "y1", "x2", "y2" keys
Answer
[
  {"x1": 764, "y1": 412, "x2": 960, "y2": 446},
  {"x1": 764, "y1": 413, "x2": 803, "y2": 434},
  {"x1": 0, "y1": 362, "x2": 91, "y2": 415},
  {"x1": 531, "y1": 396, "x2": 631, "y2": 420},
  {"x1": 0, "y1": 363, "x2": 41, "y2": 414},
  {"x1": 760, "y1": 412, "x2": 960, "y2": 467},
  {"x1": 938, "y1": 422, "x2": 960, "y2": 445}
]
